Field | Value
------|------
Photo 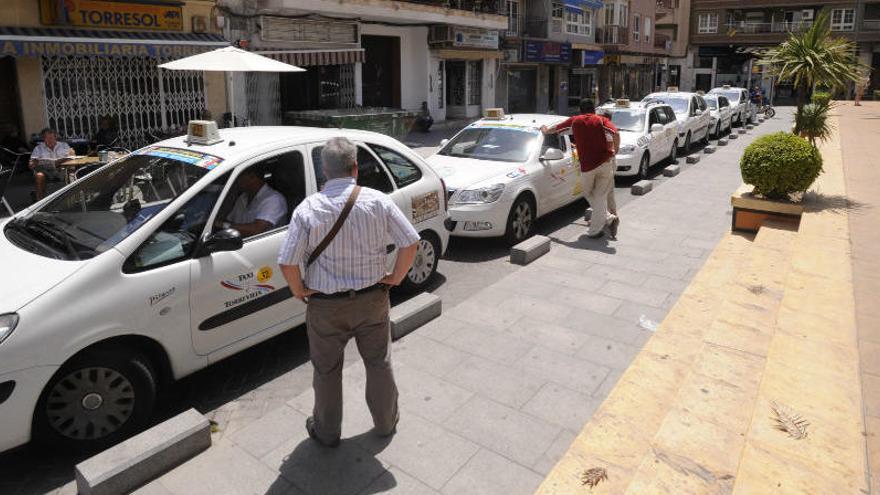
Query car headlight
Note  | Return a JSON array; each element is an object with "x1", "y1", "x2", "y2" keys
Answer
[
  {"x1": 0, "y1": 314, "x2": 19, "y2": 345},
  {"x1": 618, "y1": 144, "x2": 637, "y2": 154},
  {"x1": 454, "y1": 183, "x2": 505, "y2": 204}
]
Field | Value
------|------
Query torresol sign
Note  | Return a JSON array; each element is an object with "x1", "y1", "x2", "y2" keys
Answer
[{"x1": 40, "y1": 0, "x2": 184, "y2": 31}]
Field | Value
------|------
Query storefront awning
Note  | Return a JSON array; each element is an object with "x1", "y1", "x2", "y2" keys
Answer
[
  {"x1": 0, "y1": 26, "x2": 227, "y2": 58},
  {"x1": 258, "y1": 49, "x2": 365, "y2": 66},
  {"x1": 433, "y1": 49, "x2": 502, "y2": 61},
  {"x1": 565, "y1": 0, "x2": 604, "y2": 10}
]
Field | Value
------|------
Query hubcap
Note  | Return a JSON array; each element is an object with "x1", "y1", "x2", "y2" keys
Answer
[
  {"x1": 407, "y1": 238, "x2": 436, "y2": 285},
  {"x1": 512, "y1": 202, "x2": 532, "y2": 240},
  {"x1": 46, "y1": 367, "x2": 135, "y2": 440}
]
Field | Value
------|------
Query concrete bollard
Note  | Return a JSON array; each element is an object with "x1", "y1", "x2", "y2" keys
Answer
[
  {"x1": 717, "y1": 138, "x2": 728, "y2": 146},
  {"x1": 738, "y1": 128, "x2": 747, "y2": 134},
  {"x1": 728, "y1": 133, "x2": 739, "y2": 140},
  {"x1": 662, "y1": 165, "x2": 680, "y2": 177},
  {"x1": 391, "y1": 293, "x2": 442, "y2": 340},
  {"x1": 686, "y1": 155, "x2": 701, "y2": 164},
  {"x1": 510, "y1": 235, "x2": 551, "y2": 265},
  {"x1": 703, "y1": 145, "x2": 716, "y2": 154},
  {"x1": 631, "y1": 180, "x2": 653, "y2": 195}
]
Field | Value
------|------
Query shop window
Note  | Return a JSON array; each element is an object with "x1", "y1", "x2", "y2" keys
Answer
[
  {"x1": 698, "y1": 13, "x2": 719, "y2": 33},
  {"x1": 831, "y1": 8, "x2": 855, "y2": 31},
  {"x1": 280, "y1": 64, "x2": 356, "y2": 112},
  {"x1": 467, "y1": 61, "x2": 483, "y2": 106},
  {"x1": 633, "y1": 14, "x2": 641, "y2": 41}
]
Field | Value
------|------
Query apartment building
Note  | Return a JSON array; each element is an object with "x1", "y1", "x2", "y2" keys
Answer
[
  {"x1": 220, "y1": 0, "x2": 507, "y2": 123},
  {"x1": 655, "y1": 0, "x2": 692, "y2": 89},
  {"x1": 687, "y1": 1, "x2": 880, "y2": 99}
]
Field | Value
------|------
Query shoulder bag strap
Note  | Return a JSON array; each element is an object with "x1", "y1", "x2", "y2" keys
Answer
[{"x1": 306, "y1": 185, "x2": 361, "y2": 267}]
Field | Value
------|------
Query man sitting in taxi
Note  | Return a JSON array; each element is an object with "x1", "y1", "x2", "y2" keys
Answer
[
  {"x1": 29, "y1": 128, "x2": 74, "y2": 201},
  {"x1": 219, "y1": 168, "x2": 288, "y2": 237}
]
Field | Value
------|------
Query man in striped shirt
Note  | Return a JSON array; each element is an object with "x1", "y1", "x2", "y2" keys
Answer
[{"x1": 278, "y1": 136, "x2": 420, "y2": 448}]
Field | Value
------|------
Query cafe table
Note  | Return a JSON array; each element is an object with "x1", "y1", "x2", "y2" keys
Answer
[{"x1": 56, "y1": 156, "x2": 103, "y2": 184}]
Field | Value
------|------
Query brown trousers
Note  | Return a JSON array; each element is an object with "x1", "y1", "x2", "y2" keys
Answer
[{"x1": 305, "y1": 286, "x2": 398, "y2": 443}]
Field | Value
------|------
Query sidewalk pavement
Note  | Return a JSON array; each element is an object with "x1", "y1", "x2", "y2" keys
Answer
[
  {"x1": 59, "y1": 112, "x2": 791, "y2": 495},
  {"x1": 837, "y1": 102, "x2": 880, "y2": 493}
]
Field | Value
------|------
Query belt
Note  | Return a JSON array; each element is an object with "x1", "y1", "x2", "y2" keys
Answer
[{"x1": 310, "y1": 283, "x2": 387, "y2": 300}]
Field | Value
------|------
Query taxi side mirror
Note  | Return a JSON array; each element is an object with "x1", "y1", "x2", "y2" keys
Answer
[
  {"x1": 440, "y1": 139, "x2": 450, "y2": 147},
  {"x1": 650, "y1": 123, "x2": 664, "y2": 133},
  {"x1": 694, "y1": 109, "x2": 704, "y2": 116},
  {"x1": 540, "y1": 148, "x2": 564, "y2": 161},
  {"x1": 200, "y1": 228, "x2": 243, "y2": 255}
]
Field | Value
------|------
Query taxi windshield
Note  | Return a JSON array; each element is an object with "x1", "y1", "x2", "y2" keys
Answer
[
  {"x1": 713, "y1": 90, "x2": 741, "y2": 103},
  {"x1": 664, "y1": 97, "x2": 690, "y2": 114},
  {"x1": 438, "y1": 125, "x2": 538, "y2": 163},
  {"x1": 4, "y1": 148, "x2": 218, "y2": 261},
  {"x1": 705, "y1": 98, "x2": 719, "y2": 109},
  {"x1": 609, "y1": 109, "x2": 645, "y2": 132}
]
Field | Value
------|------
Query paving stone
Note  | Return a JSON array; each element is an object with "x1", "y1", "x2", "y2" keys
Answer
[
  {"x1": 601, "y1": 280, "x2": 672, "y2": 307},
  {"x1": 631, "y1": 179, "x2": 653, "y2": 195},
  {"x1": 517, "y1": 346, "x2": 611, "y2": 396},
  {"x1": 577, "y1": 335, "x2": 643, "y2": 370},
  {"x1": 75, "y1": 409, "x2": 210, "y2": 495},
  {"x1": 441, "y1": 449, "x2": 544, "y2": 495},
  {"x1": 613, "y1": 301, "x2": 669, "y2": 327},
  {"x1": 493, "y1": 292, "x2": 577, "y2": 325},
  {"x1": 158, "y1": 439, "x2": 283, "y2": 495},
  {"x1": 359, "y1": 414, "x2": 479, "y2": 490},
  {"x1": 394, "y1": 362, "x2": 475, "y2": 423},
  {"x1": 584, "y1": 263, "x2": 651, "y2": 286},
  {"x1": 703, "y1": 145, "x2": 716, "y2": 154},
  {"x1": 686, "y1": 154, "x2": 701, "y2": 164},
  {"x1": 391, "y1": 293, "x2": 442, "y2": 340},
  {"x1": 718, "y1": 138, "x2": 728, "y2": 146},
  {"x1": 531, "y1": 429, "x2": 578, "y2": 475},
  {"x1": 360, "y1": 467, "x2": 440, "y2": 495},
  {"x1": 559, "y1": 310, "x2": 653, "y2": 345},
  {"x1": 443, "y1": 396, "x2": 561, "y2": 467},
  {"x1": 521, "y1": 383, "x2": 601, "y2": 432},
  {"x1": 511, "y1": 234, "x2": 551, "y2": 265},
  {"x1": 392, "y1": 333, "x2": 470, "y2": 378},
  {"x1": 443, "y1": 355, "x2": 547, "y2": 409},
  {"x1": 592, "y1": 368, "x2": 626, "y2": 399},
  {"x1": 444, "y1": 301, "x2": 524, "y2": 331},
  {"x1": 287, "y1": 367, "x2": 378, "y2": 436},
  {"x1": 444, "y1": 324, "x2": 534, "y2": 364},
  {"x1": 130, "y1": 481, "x2": 176, "y2": 495},
  {"x1": 227, "y1": 405, "x2": 309, "y2": 460},
  {"x1": 662, "y1": 165, "x2": 680, "y2": 177},
  {"x1": 504, "y1": 317, "x2": 594, "y2": 355},
  {"x1": 417, "y1": 315, "x2": 470, "y2": 343}
]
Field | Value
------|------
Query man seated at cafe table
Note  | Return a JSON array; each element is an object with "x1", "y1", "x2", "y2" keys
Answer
[{"x1": 29, "y1": 128, "x2": 73, "y2": 201}]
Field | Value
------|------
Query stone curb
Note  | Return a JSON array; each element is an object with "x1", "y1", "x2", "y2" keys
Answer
[
  {"x1": 686, "y1": 155, "x2": 701, "y2": 164},
  {"x1": 510, "y1": 234, "x2": 551, "y2": 265},
  {"x1": 631, "y1": 180, "x2": 653, "y2": 195},
  {"x1": 75, "y1": 409, "x2": 211, "y2": 495},
  {"x1": 662, "y1": 165, "x2": 680, "y2": 177},
  {"x1": 391, "y1": 292, "x2": 442, "y2": 340}
]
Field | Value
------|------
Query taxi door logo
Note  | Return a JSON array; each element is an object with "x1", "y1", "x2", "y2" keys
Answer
[{"x1": 220, "y1": 268, "x2": 276, "y2": 308}]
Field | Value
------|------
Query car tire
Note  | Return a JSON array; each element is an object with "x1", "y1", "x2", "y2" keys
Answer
[
  {"x1": 33, "y1": 346, "x2": 157, "y2": 452},
  {"x1": 399, "y1": 231, "x2": 441, "y2": 293},
  {"x1": 702, "y1": 127, "x2": 711, "y2": 145},
  {"x1": 668, "y1": 140, "x2": 678, "y2": 164},
  {"x1": 766, "y1": 107, "x2": 776, "y2": 118},
  {"x1": 504, "y1": 195, "x2": 535, "y2": 246},
  {"x1": 681, "y1": 132, "x2": 691, "y2": 152},
  {"x1": 637, "y1": 152, "x2": 650, "y2": 180},
  {"x1": 715, "y1": 122, "x2": 721, "y2": 138}
]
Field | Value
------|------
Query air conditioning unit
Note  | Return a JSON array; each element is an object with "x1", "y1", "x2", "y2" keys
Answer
[
  {"x1": 801, "y1": 9, "x2": 814, "y2": 21},
  {"x1": 429, "y1": 25, "x2": 454, "y2": 44}
]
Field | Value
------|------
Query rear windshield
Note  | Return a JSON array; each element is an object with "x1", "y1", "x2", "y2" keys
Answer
[{"x1": 438, "y1": 125, "x2": 539, "y2": 163}]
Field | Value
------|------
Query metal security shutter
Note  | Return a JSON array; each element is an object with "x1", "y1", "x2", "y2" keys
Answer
[
  {"x1": 257, "y1": 49, "x2": 365, "y2": 66},
  {"x1": 261, "y1": 16, "x2": 358, "y2": 44}
]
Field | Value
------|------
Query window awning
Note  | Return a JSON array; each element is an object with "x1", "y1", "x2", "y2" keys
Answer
[
  {"x1": 257, "y1": 49, "x2": 365, "y2": 66},
  {"x1": 565, "y1": 0, "x2": 604, "y2": 10},
  {"x1": 0, "y1": 26, "x2": 228, "y2": 58},
  {"x1": 433, "y1": 49, "x2": 502, "y2": 60}
]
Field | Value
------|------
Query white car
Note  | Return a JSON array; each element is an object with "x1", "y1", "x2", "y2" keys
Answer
[
  {"x1": 426, "y1": 114, "x2": 583, "y2": 245},
  {"x1": 703, "y1": 94, "x2": 733, "y2": 137},
  {"x1": 0, "y1": 123, "x2": 449, "y2": 452},
  {"x1": 604, "y1": 101, "x2": 679, "y2": 179},
  {"x1": 641, "y1": 91, "x2": 712, "y2": 152},
  {"x1": 708, "y1": 86, "x2": 753, "y2": 126}
]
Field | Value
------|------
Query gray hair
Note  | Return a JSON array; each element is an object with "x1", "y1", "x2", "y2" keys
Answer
[{"x1": 321, "y1": 137, "x2": 357, "y2": 179}]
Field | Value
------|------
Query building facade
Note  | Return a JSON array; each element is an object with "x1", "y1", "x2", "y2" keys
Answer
[
  {"x1": 0, "y1": 0, "x2": 228, "y2": 149},
  {"x1": 596, "y1": 0, "x2": 666, "y2": 101},
  {"x1": 686, "y1": 1, "x2": 880, "y2": 100}
]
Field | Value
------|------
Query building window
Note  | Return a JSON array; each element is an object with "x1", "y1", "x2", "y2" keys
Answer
[
  {"x1": 605, "y1": 4, "x2": 615, "y2": 25},
  {"x1": 645, "y1": 17, "x2": 651, "y2": 42},
  {"x1": 698, "y1": 13, "x2": 719, "y2": 33},
  {"x1": 633, "y1": 14, "x2": 640, "y2": 41},
  {"x1": 552, "y1": 1, "x2": 564, "y2": 19},
  {"x1": 507, "y1": 0, "x2": 520, "y2": 35},
  {"x1": 831, "y1": 8, "x2": 855, "y2": 31},
  {"x1": 566, "y1": 8, "x2": 592, "y2": 35},
  {"x1": 438, "y1": 61, "x2": 444, "y2": 109},
  {"x1": 467, "y1": 61, "x2": 482, "y2": 106},
  {"x1": 619, "y1": 4, "x2": 629, "y2": 27}
]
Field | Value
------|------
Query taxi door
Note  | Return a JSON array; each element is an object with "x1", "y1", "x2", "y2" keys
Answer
[
  {"x1": 538, "y1": 132, "x2": 573, "y2": 210},
  {"x1": 649, "y1": 108, "x2": 674, "y2": 162},
  {"x1": 189, "y1": 147, "x2": 311, "y2": 356}
]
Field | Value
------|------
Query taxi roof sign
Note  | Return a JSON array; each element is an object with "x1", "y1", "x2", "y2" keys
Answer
[
  {"x1": 484, "y1": 108, "x2": 506, "y2": 120},
  {"x1": 187, "y1": 120, "x2": 222, "y2": 145},
  {"x1": 722, "y1": 84, "x2": 731, "y2": 89},
  {"x1": 667, "y1": 86, "x2": 679, "y2": 92},
  {"x1": 615, "y1": 99, "x2": 631, "y2": 107}
]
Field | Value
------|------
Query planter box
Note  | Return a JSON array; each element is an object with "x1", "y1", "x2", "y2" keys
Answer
[
  {"x1": 731, "y1": 183, "x2": 803, "y2": 233},
  {"x1": 282, "y1": 108, "x2": 418, "y2": 140}
]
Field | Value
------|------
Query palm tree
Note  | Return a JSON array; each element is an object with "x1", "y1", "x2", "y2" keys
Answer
[{"x1": 759, "y1": 10, "x2": 865, "y2": 113}]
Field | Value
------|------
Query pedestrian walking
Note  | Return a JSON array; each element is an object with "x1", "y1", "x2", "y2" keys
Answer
[
  {"x1": 277, "y1": 136, "x2": 420, "y2": 448},
  {"x1": 543, "y1": 99, "x2": 620, "y2": 239}
]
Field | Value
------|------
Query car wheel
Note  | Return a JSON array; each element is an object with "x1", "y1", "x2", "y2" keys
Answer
[
  {"x1": 668, "y1": 140, "x2": 678, "y2": 164},
  {"x1": 766, "y1": 107, "x2": 776, "y2": 118},
  {"x1": 399, "y1": 232, "x2": 440, "y2": 293},
  {"x1": 702, "y1": 127, "x2": 711, "y2": 145},
  {"x1": 715, "y1": 122, "x2": 721, "y2": 138},
  {"x1": 504, "y1": 195, "x2": 534, "y2": 246},
  {"x1": 682, "y1": 132, "x2": 691, "y2": 152},
  {"x1": 637, "y1": 153, "x2": 650, "y2": 180},
  {"x1": 33, "y1": 347, "x2": 157, "y2": 452}
]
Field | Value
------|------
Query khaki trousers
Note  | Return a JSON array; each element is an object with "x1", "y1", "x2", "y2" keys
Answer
[
  {"x1": 306, "y1": 286, "x2": 398, "y2": 443},
  {"x1": 581, "y1": 159, "x2": 617, "y2": 236}
]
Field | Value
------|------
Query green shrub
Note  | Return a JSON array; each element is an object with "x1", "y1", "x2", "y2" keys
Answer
[
  {"x1": 740, "y1": 132, "x2": 823, "y2": 200},
  {"x1": 811, "y1": 91, "x2": 832, "y2": 106},
  {"x1": 795, "y1": 99, "x2": 834, "y2": 145}
]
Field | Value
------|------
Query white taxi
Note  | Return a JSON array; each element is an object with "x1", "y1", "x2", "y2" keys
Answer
[
  {"x1": 426, "y1": 113, "x2": 584, "y2": 245},
  {"x1": 703, "y1": 93, "x2": 733, "y2": 137},
  {"x1": 708, "y1": 85, "x2": 753, "y2": 126},
  {"x1": 641, "y1": 89, "x2": 712, "y2": 152},
  {"x1": 0, "y1": 122, "x2": 449, "y2": 452},
  {"x1": 603, "y1": 100, "x2": 679, "y2": 179}
]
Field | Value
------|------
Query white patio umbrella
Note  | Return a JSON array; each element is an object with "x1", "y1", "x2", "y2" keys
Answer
[{"x1": 159, "y1": 46, "x2": 305, "y2": 126}]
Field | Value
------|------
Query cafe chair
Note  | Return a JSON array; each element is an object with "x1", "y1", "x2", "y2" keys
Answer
[{"x1": 0, "y1": 147, "x2": 28, "y2": 216}]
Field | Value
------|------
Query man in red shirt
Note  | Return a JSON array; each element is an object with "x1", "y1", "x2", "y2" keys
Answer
[{"x1": 543, "y1": 99, "x2": 620, "y2": 239}]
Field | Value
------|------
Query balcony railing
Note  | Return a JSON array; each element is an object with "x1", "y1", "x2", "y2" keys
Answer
[
  {"x1": 864, "y1": 19, "x2": 880, "y2": 31},
  {"x1": 403, "y1": 0, "x2": 505, "y2": 15},
  {"x1": 598, "y1": 25, "x2": 629, "y2": 45},
  {"x1": 723, "y1": 20, "x2": 813, "y2": 34},
  {"x1": 656, "y1": 0, "x2": 674, "y2": 11},
  {"x1": 654, "y1": 33, "x2": 671, "y2": 49}
]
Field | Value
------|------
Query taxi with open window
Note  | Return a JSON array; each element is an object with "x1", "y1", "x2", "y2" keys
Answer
[
  {"x1": 0, "y1": 122, "x2": 449, "y2": 452},
  {"x1": 425, "y1": 111, "x2": 584, "y2": 245},
  {"x1": 602, "y1": 99, "x2": 679, "y2": 179}
]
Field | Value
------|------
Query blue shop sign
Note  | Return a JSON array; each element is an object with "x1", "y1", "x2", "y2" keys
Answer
[
  {"x1": 581, "y1": 50, "x2": 604, "y2": 65},
  {"x1": 523, "y1": 41, "x2": 571, "y2": 64}
]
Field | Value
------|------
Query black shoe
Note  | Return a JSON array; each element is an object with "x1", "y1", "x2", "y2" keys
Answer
[
  {"x1": 607, "y1": 217, "x2": 620, "y2": 240},
  {"x1": 306, "y1": 417, "x2": 340, "y2": 448}
]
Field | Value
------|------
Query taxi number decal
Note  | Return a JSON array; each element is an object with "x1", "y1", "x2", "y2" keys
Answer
[
  {"x1": 220, "y1": 269, "x2": 276, "y2": 308},
  {"x1": 412, "y1": 191, "x2": 440, "y2": 224}
]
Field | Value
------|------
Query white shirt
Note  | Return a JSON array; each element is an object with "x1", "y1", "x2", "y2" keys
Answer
[
  {"x1": 30, "y1": 141, "x2": 72, "y2": 165},
  {"x1": 277, "y1": 177, "x2": 421, "y2": 294},
  {"x1": 227, "y1": 183, "x2": 288, "y2": 228}
]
